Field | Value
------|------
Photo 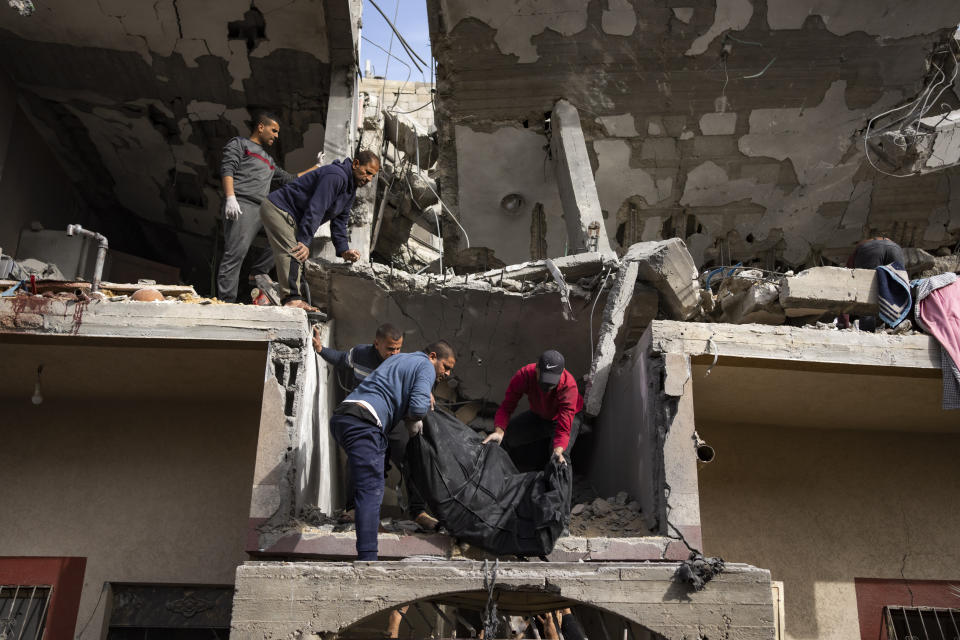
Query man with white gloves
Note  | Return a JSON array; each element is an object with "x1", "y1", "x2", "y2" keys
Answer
[{"x1": 216, "y1": 112, "x2": 321, "y2": 303}]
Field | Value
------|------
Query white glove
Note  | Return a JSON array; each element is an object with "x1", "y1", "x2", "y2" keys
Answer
[
  {"x1": 406, "y1": 420, "x2": 423, "y2": 437},
  {"x1": 224, "y1": 195, "x2": 242, "y2": 221},
  {"x1": 316, "y1": 151, "x2": 326, "y2": 167}
]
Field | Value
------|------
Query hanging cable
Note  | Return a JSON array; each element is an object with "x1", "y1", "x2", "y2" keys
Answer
[{"x1": 367, "y1": 0, "x2": 429, "y2": 70}]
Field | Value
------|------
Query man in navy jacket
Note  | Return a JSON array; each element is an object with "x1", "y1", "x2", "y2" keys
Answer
[
  {"x1": 330, "y1": 340, "x2": 456, "y2": 560},
  {"x1": 260, "y1": 150, "x2": 380, "y2": 309}
]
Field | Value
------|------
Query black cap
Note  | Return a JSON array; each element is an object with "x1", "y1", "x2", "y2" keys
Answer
[{"x1": 537, "y1": 349, "x2": 564, "y2": 386}]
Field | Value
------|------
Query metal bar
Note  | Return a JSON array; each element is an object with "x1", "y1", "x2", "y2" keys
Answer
[
  {"x1": 932, "y1": 608, "x2": 946, "y2": 639},
  {"x1": 884, "y1": 607, "x2": 899, "y2": 640},
  {"x1": 901, "y1": 606, "x2": 915, "y2": 640},
  {"x1": 916, "y1": 605, "x2": 930, "y2": 639},
  {"x1": 428, "y1": 602, "x2": 457, "y2": 634},
  {"x1": 33, "y1": 589, "x2": 51, "y2": 640},
  {"x1": 411, "y1": 601, "x2": 436, "y2": 635},
  {"x1": 452, "y1": 610, "x2": 476, "y2": 638},
  {"x1": 947, "y1": 608, "x2": 960, "y2": 639},
  {"x1": 15, "y1": 586, "x2": 37, "y2": 640}
]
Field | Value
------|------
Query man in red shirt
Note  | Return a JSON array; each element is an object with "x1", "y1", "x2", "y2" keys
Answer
[{"x1": 483, "y1": 350, "x2": 584, "y2": 471}]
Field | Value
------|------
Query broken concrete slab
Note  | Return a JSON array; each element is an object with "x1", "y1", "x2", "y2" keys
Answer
[
  {"x1": 625, "y1": 239, "x2": 701, "y2": 320},
  {"x1": 779, "y1": 266, "x2": 878, "y2": 316},
  {"x1": 0, "y1": 295, "x2": 306, "y2": 343},
  {"x1": 473, "y1": 250, "x2": 619, "y2": 283},
  {"x1": 584, "y1": 259, "x2": 640, "y2": 417},
  {"x1": 550, "y1": 99, "x2": 613, "y2": 255},
  {"x1": 648, "y1": 320, "x2": 941, "y2": 370}
]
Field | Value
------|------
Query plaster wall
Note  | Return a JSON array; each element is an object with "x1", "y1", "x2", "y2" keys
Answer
[
  {"x1": 0, "y1": 72, "x2": 87, "y2": 256},
  {"x1": 698, "y1": 423, "x2": 960, "y2": 640},
  {"x1": 453, "y1": 125, "x2": 567, "y2": 265},
  {"x1": 430, "y1": 0, "x2": 960, "y2": 267},
  {"x1": 0, "y1": 339, "x2": 265, "y2": 640}
]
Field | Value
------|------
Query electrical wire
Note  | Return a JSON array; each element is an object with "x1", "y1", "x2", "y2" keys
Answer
[
  {"x1": 367, "y1": 0, "x2": 429, "y2": 70},
  {"x1": 588, "y1": 266, "x2": 614, "y2": 361}
]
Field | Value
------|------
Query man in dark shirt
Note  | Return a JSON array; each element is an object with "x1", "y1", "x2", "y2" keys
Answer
[
  {"x1": 260, "y1": 150, "x2": 380, "y2": 310},
  {"x1": 483, "y1": 349, "x2": 584, "y2": 471},
  {"x1": 314, "y1": 323, "x2": 437, "y2": 530},
  {"x1": 217, "y1": 112, "x2": 319, "y2": 302},
  {"x1": 315, "y1": 322, "x2": 403, "y2": 390}
]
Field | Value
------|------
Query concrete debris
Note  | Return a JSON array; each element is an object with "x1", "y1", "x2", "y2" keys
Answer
[
  {"x1": 568, "y1": 491, "x2": 651, "y2": 538},
  {"x1": 9, "y1": 258, "x2": 66, "y2": 281},
  {"x1": 779, "y1": 266, "x2": 878, "y2": 316},
  {"x1": 544, "y1": 258, "x2": 574, "y2": 320},
  {"x1": 626, "y1": 239, "x2": 701, "y2": 320},
  {"x1": 383, "y1": 110, "x2": 438, "y2": 170},
  {"x1": 713, "y1": 269, "x2": 785, "y2": 325}
]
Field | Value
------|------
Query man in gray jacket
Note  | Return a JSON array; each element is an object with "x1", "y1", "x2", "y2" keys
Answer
[{"x1": 216, "y1": 112, "x2": 319, "y2": 302}]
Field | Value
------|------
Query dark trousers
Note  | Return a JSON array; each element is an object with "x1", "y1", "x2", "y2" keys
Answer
[
  {"x1": 344, "y1": 425, "x2": 426, "y2": 518},
  {"x1": 854, "y1": 239, "x2": 906, "y2": 330},
  {"x1": 501, "y1": 410, "x2": 582, "y2": 472},
  {"x1": 331, "y1": 412, "x2": 387, "y2": 560},
  {"x1": 216, "y1": 198, "x2": 274, "y2": 303}
]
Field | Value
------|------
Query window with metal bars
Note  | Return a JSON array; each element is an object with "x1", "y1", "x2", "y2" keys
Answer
[
  {"x1": 0, "y1": 585, "x2": 51, "y2": 640},
  {"x1": 884, "y1": 605, "x2": 960, "y2": 640}
]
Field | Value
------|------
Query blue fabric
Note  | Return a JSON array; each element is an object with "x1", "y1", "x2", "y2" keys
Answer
[
  {"x1": 331, "y1": 413, "x2": 387, "y2": 560},
  {"x1": 345, "y1": 352, "x2": 436, "y2": 430},
  {"x1": 319, "y1": 343, "x2": 383, "y2": 392},
  {"x1": 876, "y1": 262, "x2": 912, "y2": 327},
  {"x1": 266, "y1": 159, "x2": 356, "y2": 254}
]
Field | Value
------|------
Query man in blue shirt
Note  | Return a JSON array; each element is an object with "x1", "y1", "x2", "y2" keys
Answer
[
  {"x1": 330, "y1": 340, "x2": 456, "y2": 561},
  {"x1": 314, "y1": 322, "x2": 436, "y2": 530},
  {"x1": 260, "y1": 150, "x2": 380, "y2": 310}
]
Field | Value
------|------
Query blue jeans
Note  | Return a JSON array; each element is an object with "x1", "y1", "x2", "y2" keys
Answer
[{"x1": 331, "y1": 413, "x2": 387, "y2": 560}]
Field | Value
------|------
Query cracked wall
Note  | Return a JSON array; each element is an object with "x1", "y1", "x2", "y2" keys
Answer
[
  {"x1": 430, "y1": 0, "x2": 960, "y2": 270},
  {"x1": 0, "y1": 0, "x2": 339, "y2": 292}
]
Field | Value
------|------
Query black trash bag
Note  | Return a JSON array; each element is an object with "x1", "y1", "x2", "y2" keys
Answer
[{"x1": 406, "y1": 409, "x2": 571, "y2": 557}]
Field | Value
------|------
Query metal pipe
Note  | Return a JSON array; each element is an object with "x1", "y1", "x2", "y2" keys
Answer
[
  {"x1": 66, "y1": 225, "x2": 108, "y2": 292},
  {"x1": 694, "y1": 431, "x2": 715, "y2": 464}
]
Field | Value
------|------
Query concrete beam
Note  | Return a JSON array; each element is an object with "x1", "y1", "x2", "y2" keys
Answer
[
  {"x1": 550, "y1": 99, "x2": 613, "y2": 255},
  {"x1": 0, "y1": 297, "x2": 307, "y2": 343},
  {"x1": 231, "y1": 560, "x2": 775, "y2": 639},
  {"x1": 648, "y1": 320, "x2": 941, "y2": 369},
  {"x1": 779, "y1": 266, "x2": 878, "y2": 316},
  {"x1": 584, "y1": 259, "x2": 640, "y2": 417},
  {"x1": 627, "y1": 239, "x2": 702, "y2": 320}
]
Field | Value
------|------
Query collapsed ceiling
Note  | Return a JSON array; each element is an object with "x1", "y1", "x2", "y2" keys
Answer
[
  {"x1": 0, "y1": 0, "x2": 339, "y2": 284},
  {"x1": 427, "y1": 0, "x2": 960, "y2": 269}
]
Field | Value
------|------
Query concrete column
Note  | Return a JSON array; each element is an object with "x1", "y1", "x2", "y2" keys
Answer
[{"x1": 550, "y1": 99, "x2": 612, "y2": 255}]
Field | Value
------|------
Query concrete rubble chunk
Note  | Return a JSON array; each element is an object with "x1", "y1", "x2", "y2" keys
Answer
[
  {"x1": 625, "y1": 238, "x2": 701, "y2": 320},
  {"x1": 715, "y1": 270, "x2": 785, "y2": 324},
  {"x1": 779, "y1": 266, "x2": 878, "y2": 317},
  {"x1": 383, "y1": 110, "x2": 438, "y2": 170}
]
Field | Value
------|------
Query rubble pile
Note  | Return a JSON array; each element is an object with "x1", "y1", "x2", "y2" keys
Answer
[{"x1": 569, "y1": 490, "x2": 652, "y2": 538}]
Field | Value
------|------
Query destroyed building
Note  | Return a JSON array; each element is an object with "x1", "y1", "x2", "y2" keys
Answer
[{"x1": 1, "y1": 1, "x2": 960, "y2": 639}]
